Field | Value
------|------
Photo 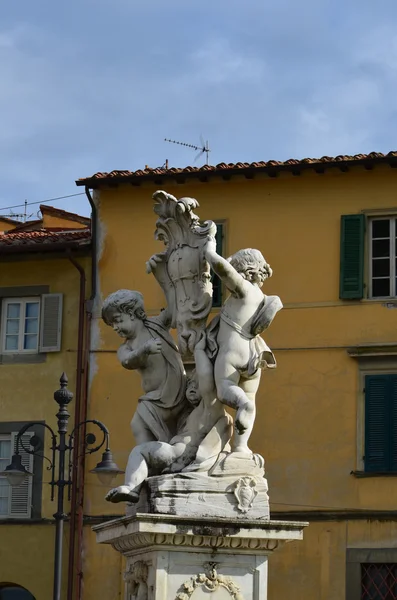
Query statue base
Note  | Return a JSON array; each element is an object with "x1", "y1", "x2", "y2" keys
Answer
[
  {"x1": 126, "y1": 451, "x2": 270, "y2": 520},
  {"x1": 94, "y1": 513, "x2": 308, "y2": 599}
]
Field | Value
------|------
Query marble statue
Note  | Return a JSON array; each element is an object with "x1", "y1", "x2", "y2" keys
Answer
[
  {"x1": 102, "y1": 190, "x2": 282, "y2": 518},
  {"x1": 205, "y1": 240, "x2": 283, "y2": 453},
  {"x1": 102, "y1": 290, "x2": 186, "y2": 444}
]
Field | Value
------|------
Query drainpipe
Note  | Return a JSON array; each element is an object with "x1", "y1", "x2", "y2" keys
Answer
[
  {"x1": 66, "y1": 254, "x2": 86, "y2": 600},
  {"x1": 67, "y1": 187, "x2": 98, "y2": 600},
  {"x1": 85, "y1": 187, "x2": 97, "y2": 303}
]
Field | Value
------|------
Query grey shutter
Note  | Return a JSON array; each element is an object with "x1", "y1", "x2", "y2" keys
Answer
[
  {"x1": 39, "y1": 293, "x2": 63, "y2": 352},
  {"x1": 9, "y1": 432, "x2": 33, "y2": 518}
]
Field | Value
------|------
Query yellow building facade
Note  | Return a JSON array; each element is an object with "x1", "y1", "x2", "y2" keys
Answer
[
  {"x1": 78, "y1": 153, "x2": 397, "y2": 600},
  {"x1": 0, "y1": 208, "x2": 91, "y2": 600},
  {"x1": 3, "y1": 152, "x2": 397, "y2": 600}
]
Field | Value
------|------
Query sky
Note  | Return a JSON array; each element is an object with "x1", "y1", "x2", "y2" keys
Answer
[{"x1": 1, "y1": 0, "x2": 397, "y2": 218}]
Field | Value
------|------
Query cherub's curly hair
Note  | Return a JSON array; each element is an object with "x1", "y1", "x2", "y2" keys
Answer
[
  {"x1": 102, "y1": 290, "x2": 147, "y2": 325},
  {"x1": 228, "y1": 248, "x2": 272, "y2": 282}
]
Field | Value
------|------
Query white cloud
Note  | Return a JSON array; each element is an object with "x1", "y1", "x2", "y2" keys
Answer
[
  {"x1": 190, "y1": 38, "x2": 266, "y2": 85},
  {"x1": 1, "y1": 0, "x2": 397, "y2": 215}
]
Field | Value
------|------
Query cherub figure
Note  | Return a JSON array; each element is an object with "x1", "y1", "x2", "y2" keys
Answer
[
  {"x1": 205, "y1": 241, "x2": 283, "y2": 454},
  {"x1": 105, "y1": 333, "x2": 232, "y2": 503},
  {"x1": 102, "y1": 290, "x2": 186, "y2": 445}
]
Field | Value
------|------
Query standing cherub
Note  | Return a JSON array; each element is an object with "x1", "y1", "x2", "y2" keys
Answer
[
  {"x1": 102, "y1": 290, "x2": 186, "y2": 445},
  {"x1": 205, "y1": 241, "x2": 282, "y2": 453}
]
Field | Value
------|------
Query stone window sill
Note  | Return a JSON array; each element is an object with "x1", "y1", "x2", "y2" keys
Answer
[{"x1": 351, "y1": 470, "x2": 397, "y2": 478}]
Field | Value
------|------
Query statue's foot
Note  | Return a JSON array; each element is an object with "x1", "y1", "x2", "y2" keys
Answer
[
  {"x1": 235, "y1": 403, "x2": 253, "y2": 435},
  {"x1": 105, "y1": 485, "x2": 140, "y2": 504}
]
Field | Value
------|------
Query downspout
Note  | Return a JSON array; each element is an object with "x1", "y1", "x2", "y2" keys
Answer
[
  {"x1": 85, "y1": 187, "x2": 97, "y2": 303},
  {"x1": 67, "y1": 187, "x2": 97, "y2": 600},
  {"x1": 76, "y1": 187, "x2": 98, "y2": 600},
  {"x1": 66, "y1": 253, "x2": 86, "y2": 600}
]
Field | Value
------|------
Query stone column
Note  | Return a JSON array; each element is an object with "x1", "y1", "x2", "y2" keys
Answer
[{"x1": 94, "y1": 513, "x2": 307, "y2": 600}]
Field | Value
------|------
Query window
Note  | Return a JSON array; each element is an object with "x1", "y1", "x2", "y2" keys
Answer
[
  {"x1": 1, "y1": 298, "x2": 40, "y2": 353},
  {"x1": 212, "y1": 222, "x2": 225, "y2": 308},
  {"x1": 340, "y1": 214, "x2": 397, "y2": 300},
  {"x1": 364, "y1": 374, "x2": 397, "y2": 473},
  {"x1": 0, "y1": 432, "x2": 33, "y2": 519},
  {"x1": 0, "y1": 293, "x2": 63, "y2": 355},
  {"x1": 347, "y1": 549, "x2": 397, "y2": 600},
  {"x1": 361, "y1": 563, "x2": 397, "y2": 600},
  {"x1": 369, "y1": 218, "x2": 397, "y2": 299}
]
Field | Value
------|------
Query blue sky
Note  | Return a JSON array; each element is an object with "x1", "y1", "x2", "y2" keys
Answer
[{"x1": 1, "y1": 0, "x2": 397, "y2": 218}]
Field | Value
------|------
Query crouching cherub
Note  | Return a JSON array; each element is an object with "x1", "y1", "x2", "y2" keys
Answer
[
  {"x1": 102, "y1": 289, "x2": 186, "y2": 445},
  {"x1": 205, "y1": 240, "x2": 283, "y2": 454},
  {"x1": 105, "y1": 332, "x2": 232, "y2": 503}
]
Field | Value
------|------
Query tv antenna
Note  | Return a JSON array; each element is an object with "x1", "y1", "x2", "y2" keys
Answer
[
  {"x1": 164, "y1": 136, "x2": 211, "y2": 165},
  {"x1": 2, "y1": 200, "x2": 34, "y2": 223}
]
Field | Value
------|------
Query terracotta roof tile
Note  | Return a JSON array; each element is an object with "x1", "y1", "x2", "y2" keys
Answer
[
  {"x1": 76, "y1": 151, "x2": 397, "y2": 187},
  {"x1": 0, "y1": 228, "x2": 91, "y2": 252}
]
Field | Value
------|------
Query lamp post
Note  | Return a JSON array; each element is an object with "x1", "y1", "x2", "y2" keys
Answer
[{"x1": 0, "y1": 373, "x2": 123, "y2": 600}]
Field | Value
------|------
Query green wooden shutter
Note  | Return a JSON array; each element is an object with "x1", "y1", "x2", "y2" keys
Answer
[
  {"x1": 365, "y1": 375, "x2": 392, "y2": 472},
  {"x1": 339, "y1": 214, "x2": 365, "y2": 299},
  {"x1": 212, "y1": 223, "x2": 224, "y2": 308},
  {"x1": 391, "y1": 376, "x2": 397, "y2": 471}
]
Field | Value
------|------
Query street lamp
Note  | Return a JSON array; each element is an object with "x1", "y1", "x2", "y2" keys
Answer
[{"x1": 0, "y1": 372, "x2": 123, "y2": 600}]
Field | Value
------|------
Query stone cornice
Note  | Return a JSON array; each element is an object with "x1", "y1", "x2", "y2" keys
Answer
[{"x1": 93, "y1": 514, "x2": 308, "y2": 555}]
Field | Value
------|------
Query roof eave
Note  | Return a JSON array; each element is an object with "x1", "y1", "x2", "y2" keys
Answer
[{"x1": 76, "y1": 155, "x2": 397, "y2": 189}]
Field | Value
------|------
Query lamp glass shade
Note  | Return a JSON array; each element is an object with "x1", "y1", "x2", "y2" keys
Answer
[
  {"x1": 5, "y1": 471, "x2": 28, "y2": 487},
  {"x1": 90, "y1": 449, "x2": 124, "y2": 486},
  {"x1": 0, "y1": 454, "x2": 33, "y2": 487},
  {"x1": 96, "y1": 471, "x2": 118, "y2": 486}
]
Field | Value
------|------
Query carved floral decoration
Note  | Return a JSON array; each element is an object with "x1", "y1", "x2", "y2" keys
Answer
[{"x1": 176, "y1": 562, "x2": 244, "y2": 600}]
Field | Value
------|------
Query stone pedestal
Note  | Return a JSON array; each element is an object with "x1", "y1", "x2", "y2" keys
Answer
[
  {"x1": 94, "y1": 513, "x2": 307, "y2": 599},
  {"x1": 126, "y1": 452, "x2": 270, "y2": 521}
]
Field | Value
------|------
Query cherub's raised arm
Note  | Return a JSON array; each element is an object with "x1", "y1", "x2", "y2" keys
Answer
[{"x1": 205, "y1": 238, "x2": 246, "y2": 297}]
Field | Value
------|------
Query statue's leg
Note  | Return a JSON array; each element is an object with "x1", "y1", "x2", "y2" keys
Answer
[
  {"x1": 131, "y1": 411, "x2": 157, "y2": 444},
  {"x1": 106, "y1": 442, "x2": 179, "y2": 504},
  {"x1": 214, "y1": 354, "x2": 250, "y2": 414},
  {"x1": 106, "y1": 445, "x2": 150, "y2": 503},
  {"x1": 232, "y1": 374, "x2": 261, "y2": 453}
]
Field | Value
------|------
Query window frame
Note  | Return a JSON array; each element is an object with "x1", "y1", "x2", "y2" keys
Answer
[
  {"x1": 346, "y1": 548, "x2": 397, "y2": 600},
  {"x1": 0, "y1": 297, "x2": 41, "y2": 355},
  {"x1": 368, "y1": 216, "x2": 397, "y2": 300}
]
